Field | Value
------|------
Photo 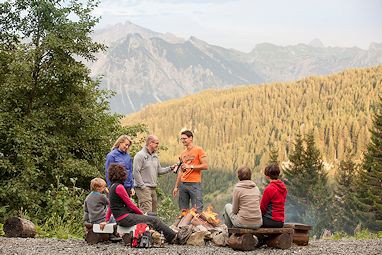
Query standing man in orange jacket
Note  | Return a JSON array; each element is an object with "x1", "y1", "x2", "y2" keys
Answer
[{"x1": 172, "y1": 130, "x2": 208, "y2": 213}]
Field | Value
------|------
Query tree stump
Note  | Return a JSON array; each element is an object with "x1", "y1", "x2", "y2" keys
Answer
[
  {"x1": 266, "y1": 233, "x2": 292, "y2": 249},
  {"x1": 227, "y1": 233, "x2": 258, "y2": 251},
  {"x1": 84, "y1": 223, "x2": 111, "y2": 244},
  {"x1": 3, "y1": 217, "x2": 36, "y2": 238}
]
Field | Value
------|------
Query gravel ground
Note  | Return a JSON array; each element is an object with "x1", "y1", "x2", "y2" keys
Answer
[{"x1": 0, "y1": 237, "x2": 381, "y2": 255}]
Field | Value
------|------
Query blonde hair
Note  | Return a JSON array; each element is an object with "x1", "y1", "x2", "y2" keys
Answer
[
  {"x1": 90, "y1": 178, "x2": 106, "y2": 191},
  {"x1": 112, "y1": 135, "x2": 132, "y2": 150}
]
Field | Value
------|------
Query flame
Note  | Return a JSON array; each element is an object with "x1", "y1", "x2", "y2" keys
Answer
[
  {"x1": 177, "y1": 207, "x2": 197, "y2": 218},
  {"x1": 202, "y1": 205, "x2": 220, "y2": 224}
]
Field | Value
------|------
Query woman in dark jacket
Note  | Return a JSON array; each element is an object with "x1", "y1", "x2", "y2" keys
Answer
[{"x1": 100, "y1": 163, "x2": 176, "y2": 243}]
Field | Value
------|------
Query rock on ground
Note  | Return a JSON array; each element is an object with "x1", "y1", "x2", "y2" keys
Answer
[{"x1": 0, "y1": 237, "x2": 381, "y2": 255}]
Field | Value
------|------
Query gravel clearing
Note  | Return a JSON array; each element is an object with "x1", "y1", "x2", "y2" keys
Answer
[{"x1": 0, "y1": 237, "x2": 381, "y2": 255}]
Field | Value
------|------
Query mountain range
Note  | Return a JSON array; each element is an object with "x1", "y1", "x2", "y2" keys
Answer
[{"x1": 89, "y1": 21, "x2": 382, "y2": 114}]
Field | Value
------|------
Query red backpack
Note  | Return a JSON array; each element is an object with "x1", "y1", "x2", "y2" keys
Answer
[{"x1": 131, "y1": 223, "x2": 152, "y2": 248}]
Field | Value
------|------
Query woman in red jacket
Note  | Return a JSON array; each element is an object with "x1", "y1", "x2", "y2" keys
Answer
[{"x1": 260, "y1": 164, "x2": 287, "y2": 228}]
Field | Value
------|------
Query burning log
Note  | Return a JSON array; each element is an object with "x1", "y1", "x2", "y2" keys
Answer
[
  {"x1": 3, "y1": 217, "x2": 36, "y2": 238},
  {"x1": 177, "y1": 212, "x2": 194, "y2": 228},
  {"x1": 199, "y1": 212, "x2": 219, "y2": 228},
  {"x1": 190, "y1": 215, "x2": 206, "y2": 226}
]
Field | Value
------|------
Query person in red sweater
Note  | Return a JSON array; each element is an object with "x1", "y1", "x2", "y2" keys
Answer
[{"x1": 260, "y1": 164, "x2": 287, "y2": 228}]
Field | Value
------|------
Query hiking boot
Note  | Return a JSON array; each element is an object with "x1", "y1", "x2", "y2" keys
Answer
[{"x1": 176, "y1": 225, "x2": 193, "y2": 245}]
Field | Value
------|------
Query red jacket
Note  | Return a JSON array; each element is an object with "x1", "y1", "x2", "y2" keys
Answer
[{"x1": 260, "y1": 180, "x2": 287, "y2": 222}]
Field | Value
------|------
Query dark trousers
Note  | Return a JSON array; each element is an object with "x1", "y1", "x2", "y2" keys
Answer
[
  {"x1": 261, "y1": 216, "x2": 284, "y2": 228},
  {"x1": 118, "y1": 214, "x2": 175, "y2": 242}
]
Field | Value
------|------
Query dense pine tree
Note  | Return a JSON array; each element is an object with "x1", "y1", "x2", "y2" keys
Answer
[
  {"x1": 284, "y1": 132, "x2": 332, "y2": 234},
  {"x1": 332, "y1": 156, "x2": 359, "y2": 233},
  {"x1": 283, "y1": 134, "x2": 306, "y2": 222},
  {"x1": 268, "y1": 145, "x2": 280, "y2": 165},
  {"x1": 355, "y1": 97, "x2": 382, "y2": 231}
]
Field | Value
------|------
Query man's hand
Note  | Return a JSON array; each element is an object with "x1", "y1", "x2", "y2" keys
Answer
[
  {"x1": 99, "y1": 221, "x2": 107, "y2": 231},
  {"x1": 172, "y1": 187, "x2": 179, "y2": 197}
]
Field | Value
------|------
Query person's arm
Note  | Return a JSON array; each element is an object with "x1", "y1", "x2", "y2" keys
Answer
[
  {"x1": 132, "y1": 153, "x2": 146, "y2": 188},
  {"x1": 172, "y1": 169, "x2": 182, "y2": 197},
  {"x1": 101, "y1": 201, "x2": 111, "y2": 230},
  {"x1": 157, "y1": 160, "x2": 173, "y2": 175},
  {"x1": 124, "y1": 155, "x2": 134, "y2": 189},
  {"x1": 105, "y1": 154, "x2": 114, "y2": 187},
  {"x1": 105, "y1": 204, "x2": 111, "y2": 222},
  {"x1": 83, "y1": 201, "x2": 89, "y2": 223},
  {"x1": 260, "y1": 186, "x2": 272, "y2": 215},
  {"x1": 231, "y1": 188, "x2": 240, "y2": 214},
  {"x1": 116, "y1": 184, "x2": 143, "y2": 215},
  {"x1": 101, "y1": 194, "x2": 109, "y2": 206}
]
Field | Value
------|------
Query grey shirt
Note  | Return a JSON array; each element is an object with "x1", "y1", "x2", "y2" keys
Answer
[
  {"x1": 133, "y1": 147, "x2": 172, "y2": 188},
  {"x1": 83, "y1": 191, "x2": 109, "y2": 224}
]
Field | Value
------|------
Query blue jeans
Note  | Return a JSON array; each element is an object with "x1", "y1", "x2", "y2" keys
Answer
[{"x1": 179, "y1": 182, "x2": 203, "y2": 212}]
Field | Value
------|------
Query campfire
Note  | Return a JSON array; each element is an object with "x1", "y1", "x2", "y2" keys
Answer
[
  {"x1": 176, "y1": 205, "x2": 220, "y2": 229},
  {"x1": 169, "y1": 205, "x2": 227, "y2": 246}
]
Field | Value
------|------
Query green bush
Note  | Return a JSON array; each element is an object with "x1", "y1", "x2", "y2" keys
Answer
[{"x1": 331, "y1": 229, "x2": 382, "y2": 240}]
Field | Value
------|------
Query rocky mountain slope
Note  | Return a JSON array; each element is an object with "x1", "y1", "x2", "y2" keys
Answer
[{"x1": 89, "y1": 21, "x2": 382, "y2": 114}]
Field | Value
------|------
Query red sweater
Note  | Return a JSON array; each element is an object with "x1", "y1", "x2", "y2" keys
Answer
[{"x1": 260, "y1": 180, "x2": 287, "y2": 222}]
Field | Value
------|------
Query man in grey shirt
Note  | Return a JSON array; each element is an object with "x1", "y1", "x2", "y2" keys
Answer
[{"x1": 133, "y1": 135, "x2": 175, "y2": 214}]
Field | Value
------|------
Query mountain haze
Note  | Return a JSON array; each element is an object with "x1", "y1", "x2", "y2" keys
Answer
[
  {"x1": 122, "y1": 66, "x2": 382, "y2": 172},
  {"x1": 89, "y1": 21, "x2": 382, "y2": 114}
]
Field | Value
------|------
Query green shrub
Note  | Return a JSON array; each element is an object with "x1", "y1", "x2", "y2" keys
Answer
[{"x1": 0, "y1": 223, "x2": 4, "y2": 236}]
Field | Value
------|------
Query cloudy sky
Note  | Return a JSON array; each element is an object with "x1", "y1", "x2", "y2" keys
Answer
[{"x1": 93, "y1": 0, "x2": 382, "y2": 52}]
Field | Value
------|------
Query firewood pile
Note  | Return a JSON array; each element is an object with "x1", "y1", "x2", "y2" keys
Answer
[{"x1": 169, "y1": 206, "x2": 228, "y2": 247}]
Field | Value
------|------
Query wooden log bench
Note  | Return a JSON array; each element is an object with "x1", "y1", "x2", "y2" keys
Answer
[
  {"x1": 84, "y1": 223, "x2": 121, "y2": 244},
  {"x1": 228, "y1": 227, "x2": 293, "y2": 251},
  {"x1": 283, "y1": 223, "x2": 312, "y2": 246}
]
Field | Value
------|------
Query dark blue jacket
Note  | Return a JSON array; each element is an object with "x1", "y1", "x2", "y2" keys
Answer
[{"x1": 105, "y1": 148, "x2": 133, "y2": 189}]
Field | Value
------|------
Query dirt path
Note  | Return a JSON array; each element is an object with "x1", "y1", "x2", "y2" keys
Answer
[{"x1": 0, "y1": 237, "x2": 381, "y2": 255}]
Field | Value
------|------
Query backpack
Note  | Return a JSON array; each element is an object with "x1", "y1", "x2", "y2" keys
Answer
[{"x1": 130, "y1": 223, "x2": 152, "y2": 248}]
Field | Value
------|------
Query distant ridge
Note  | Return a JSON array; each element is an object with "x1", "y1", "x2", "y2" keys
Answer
[{"x1": 89, "y1": 21, "x2": 382, "y2": 114}]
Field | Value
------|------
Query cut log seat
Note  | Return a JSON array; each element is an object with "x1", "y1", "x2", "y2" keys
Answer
[
  {"x1": 228, "y1": 227, "x2": 293, "y2": 250},
  {"x1": 283, "y1": 223, "x2": 312, "y2": 246},
  {"x1": 84, "y1": 223, "x2": 118, "y2": 244},
  {"x1": 4, "y1": 217, "x2": 36, "y2": 238}
]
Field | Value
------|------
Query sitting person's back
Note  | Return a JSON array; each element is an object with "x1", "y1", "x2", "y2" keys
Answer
[
  {"x1": 223, "y1": 166, "x2": 262, "y2": 229},
  {"x1": 84, "y1": 177, "x2": 109, "y2": 224},
  {"x1": 260, "y1": 164, "x2": 287, "y2": 228}
]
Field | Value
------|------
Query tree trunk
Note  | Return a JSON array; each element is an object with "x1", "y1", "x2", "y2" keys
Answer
[{"x1": 4, "y1": 217, "x2": 36, "y2": 238}]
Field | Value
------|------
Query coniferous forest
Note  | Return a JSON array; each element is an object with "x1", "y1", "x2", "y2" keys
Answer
[
  {"x1": 124, "y1": 66, "x2": 382, "y2": 234},
  {"x1": 124, "y1": 66, "x2": 382, "y2": 172}
]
